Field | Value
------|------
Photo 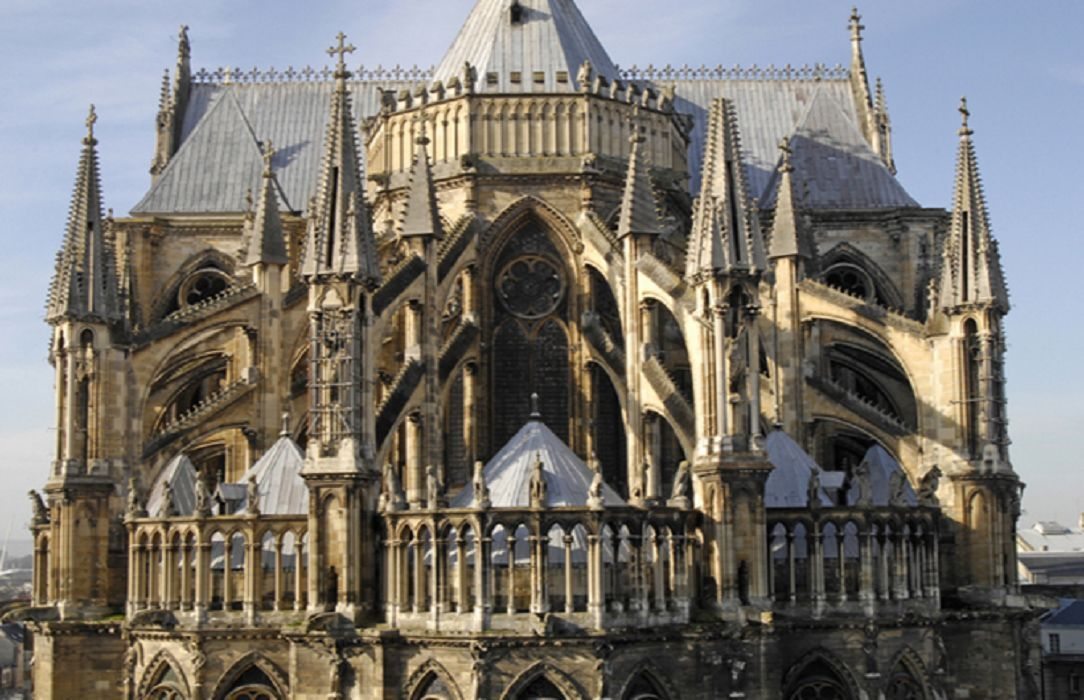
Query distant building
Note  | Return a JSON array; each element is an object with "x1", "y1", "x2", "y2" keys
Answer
[
  {"x1": 1042, "y1": 600, "x2": 1084, "y2": 699},
  {"x1": 1019, "y1": 520, "x2": 1084, "y2": 585},
  {"x1": 0, "y1": 623, "x2": 27, "y2": 695}
]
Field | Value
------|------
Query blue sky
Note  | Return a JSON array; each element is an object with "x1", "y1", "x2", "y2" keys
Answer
[{"x1": 0, "y1": 0, "x2": 1081, "y2": 542}]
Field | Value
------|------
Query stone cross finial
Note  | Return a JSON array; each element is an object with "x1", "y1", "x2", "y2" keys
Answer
[
  {"x1": 280, "y1": 412, "x2": 290, "y2": 437},
  {"x1": 958, "y1": 96, "x2": 973, "y2": 136},
  {"x1": 327, "y1": 32, "x2": 356, "y2": 75},
  {"x1": 85, "y1": 104, "x2": 98, "y2": 143},
  {"x1": 529, "y1": 392, "x2": 541, "y2": 419},
  {"x1": 849, "y1": 7, "x2": 864, "y2": 42}
]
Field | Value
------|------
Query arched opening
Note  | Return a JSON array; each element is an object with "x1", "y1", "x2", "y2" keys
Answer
[
  {"x1": 220, "y1": 665, "x2": 282, "y2": 700},
  {"x1": 412, "y1": 670, "x2": 456, "y2": 700},
  {"x1": 963, "y1": 319, "x2": 981, "y2": 457},
  {"x1": 490, "y1": 219, "x2": 572, "y2": 451},
  {"x1": 513, "y1": 676, "x2": 566, "y2": 700},
  {"x1": 785, "y1": 658, "x2": 855, "y2": 700},
  {"x1": 623, "y1": 670, "x2": 669, "y2": 699},
  {"x1": 591, "y1": 364, "x2": 627, "y2": 499},
  {"x1": 145, "y1": 660, "x2": 187, "y2": 699}
]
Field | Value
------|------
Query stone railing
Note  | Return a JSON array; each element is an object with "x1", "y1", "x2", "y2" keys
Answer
[
  {"x1": 126, "y1": 514, "x2": 308, "y2": 626},
  {"x1": 383, "y1": 504, "x2": 699, "y2": 633},
  {"x1": 766, "y1": 505, "x2": 940, "y2": 617}
]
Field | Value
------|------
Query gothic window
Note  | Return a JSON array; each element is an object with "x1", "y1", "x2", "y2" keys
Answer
[
  {"x1": 493, "y1": 321, "x2": 532, "y2": 448},
  {"x1": 592, "y1": 365, "x2": 627, "y2": 498},
  {"x1": 497, "y1": 255, "x2": 566, "y2": 320},
  {"x1": 785, "y1": 660, "x2": 854, "y2": 700},
  {"x1": 177, "y1": 267, "x2": 231, "y2": 309},
  {"x1": 222, "y1": 667, "x2": 281, "y2": 700},
  {"x1": 412, "y1": 672, "x2": 454, "y2": 700},
  {"x1": 885, "y1": 671, "x2": 924, "y2": 700},
  {"x1": 535, "y1": 320, "x2": 570, "y2": 442},
  {"x1": 146, "y1": 664, "x2": 187, "y2": 700},
  {"x1": 443, "y1": 369, "x2": 468, "y2": 490},
  {"x1": 963, "y1": 319, "x2": 981, "y2": 456},
  {"x1": 515, "y1": 676, "x2": 566, "y2": 700},
  {"x1": 623, "y1": 672, "x2": 668, "y2": 699},
  {"x1": 824, "y1": 263, "x2": 873, "y2": 301},
  {"x1": 588, "y1": 267, "x2": 623, "y2": 349},
  {"x1": 165, "y1": 360, "x2": 228, "y2": 426}
]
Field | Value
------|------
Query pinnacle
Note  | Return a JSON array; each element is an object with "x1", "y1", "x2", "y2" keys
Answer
[
  {"x1": 400, "y1": 126, "x2": 443, "y2": 239},
  {"x1": 616, "y1": 126, "x2": 665, "y2": 240}
]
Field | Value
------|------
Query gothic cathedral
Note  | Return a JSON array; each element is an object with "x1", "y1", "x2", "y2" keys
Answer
[{"x1": 26, "y1": 1, "x2": 1039, "y2": 698}]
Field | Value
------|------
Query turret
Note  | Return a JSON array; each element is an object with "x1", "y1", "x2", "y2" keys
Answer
[
  {"x1": 933, "y1": 99, "x2": 1019, "y2": 599},
  {"x1": 686, "y1": 98, "x2": 772, "y2": 613},
  {"x1": 300, "y1": 34, "x2": 382, "y2": 621},
  {"x1": 40, "y1": 106, "x2": 128, "y2": 617}
]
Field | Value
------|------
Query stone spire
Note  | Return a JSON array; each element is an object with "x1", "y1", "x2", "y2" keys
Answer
[
  {"x1": 848, "y1": 8, "x2": 877, "y2": 153},
  {"x1": 685, "y1": 99, "x2": 765, "y2": 281},
  {"x1": 301, "y1": 33, "x2": 380, "y2": 285},
  {"x1": 768, "y1": 139, "x2": 813, "y2": 261},
  {"x1": 151, "y1": 25, "x2": 192, "y2": 178},
  {"x1": 616, "y1": 128, "x2": 665, "y2": 239},
  {"x1": 399, "y1": 125, "x2": 443, "y2": 239},
  {"x1": 874, "y1": 77, "x2": 895, "y2": 174},
  {"x1": 245, "y1": 141, "x2": 288, "y2": 267},
  {"x1": 47, "y1": 105, "x2": 121, "y2": 324},
  {"x1": 937, "y1": 98, "x2": 1009, "y2": 313}
]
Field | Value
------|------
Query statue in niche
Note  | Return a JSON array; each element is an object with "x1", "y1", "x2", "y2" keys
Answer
[{"x1": 529, "y1": 456, "x2": 548, "y2": 508}]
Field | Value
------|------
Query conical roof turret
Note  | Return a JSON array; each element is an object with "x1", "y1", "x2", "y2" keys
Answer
[
  {"x1": 616, "y1": 129, "x2": 665, "y2": 239},
  {"x1": 399, "y1": 128, "x2": 443, "y2": 239},
  {"x1": 47, "y1": 105, "x2": 121, "y2": 324},
  {"x1": 937, "y1": 99, "x2": 1009, "y2": 313},
  {"x1": 300, "y1": 33, "x2": 380, "y2": 285},
  {"x1": 245, "y1": 142, "x2": 288, "y2": 267},
  {"x1": 433, "y1": 0, "x2": 618, "y2": 93},
  {"x1": 685, "y1": 99, "x2": 765, "y2": 281}
]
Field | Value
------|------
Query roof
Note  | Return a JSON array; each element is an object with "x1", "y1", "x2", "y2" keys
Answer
[
  {"x1": 239, "y1": 433, "x2": 308, "y2": 515},
  {"x1": 1019, "y1": 552, "x2": 1084, "y2": 580},
  {"x1": 845, "y1": 444, "x2": 917, "y2": 507},
  {"x1": 1018, "y1": 522, "x2": 1084, "y2": 553},
  {"x1": 764, "y1": 430, "x2": 833, "y2": 508},
  {"x1": 448, "y1": 418, "x2": 624, "y2": 508},
  {"x1": 1045, "y1": 600, "x2": 1084, "y2": 627},
  {"x1": 146, "y1": 452, "x2": 198, "y2": 517},
  {"x1": 432, "y1": 0, "x2": 619, "y2": 93}
]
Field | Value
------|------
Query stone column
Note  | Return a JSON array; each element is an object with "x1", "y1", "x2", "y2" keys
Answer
[
  {"x1": 587, "y1": 532, "x2": 604, "y2": 627},
  {"x1": 564, "y1": 534, "x2": 575, "y2": 614},
  {"x1": 406, "y1": 413, "x2": 424, "y2": 507}
]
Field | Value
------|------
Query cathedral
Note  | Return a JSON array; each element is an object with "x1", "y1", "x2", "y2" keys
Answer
[{"x1": 25, "y1": 0, "x2": 1040, "y2": 697}]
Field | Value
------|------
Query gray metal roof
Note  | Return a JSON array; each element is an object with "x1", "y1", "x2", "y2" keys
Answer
[
  {"x1": 764, "y1": 430, "x2": 833, "y2": 509},
  {"x1": 448, "y1": 418, "x2": 624, "y2": 508},
  {"x1": 433, "y1": 0, "x2": 618, "y2": 93},
  {"x1": 240, "y1": 434, "x2": 308, "y2": 515},
  {"x1": 146, "y1": 452, "x2": 198, "y2": 517},
  {"x1": 1044, "y1": 599, "x2": 1084, "y2": 627}
]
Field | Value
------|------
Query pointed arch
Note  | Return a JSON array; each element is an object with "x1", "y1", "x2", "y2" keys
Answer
[
  {"x1": 404, "y1": 658, "x2": 465, "y2": 700},
  {"x1": 616, "y1": 659, "x2": 678, "y2": 700},
  {"x1": 210, "y1": 652, "x2": 288, "y2": 700},
  {"x1": 819, "y1": 241, "x2": 905, "y2": 309},
  {"x1": 885, "y1": 646, "x2": 932, "y2": 700},
  {"x1": 479, "y1": 195, "x2": 583, "y2": 259},
  {"x1": 138, "y1": 649, "x2": 190, "y2": 699},
  {"x1": 782, "y1": 648, "x2": 862, "y2": 700},
  {"x1": 500, "y1": 662, "x2": 586, "y2": 700}
]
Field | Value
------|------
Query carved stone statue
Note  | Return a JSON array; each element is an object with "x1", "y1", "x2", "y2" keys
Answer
[
  {"x1": 426, "y1": 464, "x2": 440, "y2": 510},
  {"x1": 888, "y1": 469, "x2": 908, "y2": 507},
  {"x1": 529, "y1": 456, "x2": 547, "y2": 508},
  {"x1": 195, "y1": 477, "x2": 212, "y2": 517},
  {"x1": 472, "y1": 460, "x2": 490, "y2": 509},
  {"x1": 28, "y1": 490, "x2": 49, "y2": 525},
  {"x1": 807, "y1": 469, "x2": 822, "y2": 509},
  {"x1": 853, "y1": 460, "x2": 873, "y2": 508},
  {"x1": 161, "y1": 483, "x2": 176, "y2": 517},
  {"x1": 384, "y1": 463, "x2": 405, "y2": 512},
  {"x1": 918, "y1": 466, "x2": 942, "y2": 507},
  {"x1": 587, "y1": 470, "x2": 604, "y2": 510},
  {"x1": 577, "y1": 59, "x2": 593, "y2": 90},
  {"x1": 246, "y1": 475, "x2": 260, "y2": 515},
  {"x1": 126, "y1": 477, "x2": 145, "y2": 518}
]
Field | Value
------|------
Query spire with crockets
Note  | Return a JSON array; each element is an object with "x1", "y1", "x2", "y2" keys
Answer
[
  {"x1": 301, "y1": 32, "x2": 381, "y2": 285},
  {"x1": 47, "y1": 105, "x2": 121, "y2": 325},
  {"x1": 685, "y1": 98, "x2": 765, "y2": 282},
  {"x1": 937, "y1": 98, "x2": 1009, "y2": 313},
  {"x1": 617, "y1": 123, "x2": 666, "y2": 240},
  {"x1": 245, "y1": 141, "x2": 288, "y2": 267},
  {"x1": 399, "y1": 122, "x2": 443, "y2": 240}
]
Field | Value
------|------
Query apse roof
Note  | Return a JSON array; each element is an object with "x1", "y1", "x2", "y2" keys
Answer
[
  {"x1": 239, "y1": 433, "x2": 308, "y2": 515},
  {"x1": 146, "y1": 452, "x2": 198, "y2": 517},
  {"x1": 448, "y1": 417, "x2": 624, "y2": 509},
  {"x1": 764, "y1": 430, "x2": 833, "y2": 509},
  {"x1": 844, "y1": 444, "x2": 918, "y2": 507},
  {"x1": 433, "y1": 0, "x2": 619, "y2": 93}
]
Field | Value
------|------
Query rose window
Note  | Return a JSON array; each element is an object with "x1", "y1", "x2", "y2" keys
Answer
[{"x1": 496, "y1": 256, "x2": 565, "y2": 319}]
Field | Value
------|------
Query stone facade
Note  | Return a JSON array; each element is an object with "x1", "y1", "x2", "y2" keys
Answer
[{"x1": 24, "y1": 2, "x2": 1041, "y2": 698}]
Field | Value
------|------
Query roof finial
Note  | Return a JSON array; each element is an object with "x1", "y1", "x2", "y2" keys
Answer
[
  {"x1": 262, "y1": 139, "x2": 275, "y2": 177},
  {"x1": 778, "y1": 137, "x2": 793, "y2": 173},
  {"x1": 958, "y1": 96, "x2": 973, "y2": 137},
  {"x1": 327, "y1": 31, "x2": 356, "y2": 81},
  {"x1": 849, "y1": 7, "x2": 864, "y2": 43},
  {"x1": 530, "y1": 393, "x2": 541, "y2": 420},
  {"x1": 85, "y1": 104, "x2": 98, "y2": 144},
  {"x1": 280, "y1": 412, "x2": 290, "y2": 437},
  {"x1": 415, "y1": 115, "x2": 430, "y2": 147}
]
